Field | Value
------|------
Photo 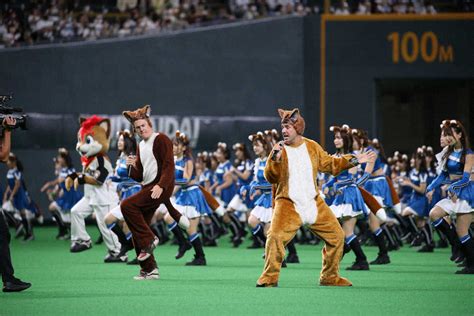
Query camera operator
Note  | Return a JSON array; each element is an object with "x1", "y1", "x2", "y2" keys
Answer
[{"x1": 0, "y1": 116, "x2": 31, "y2": 293}]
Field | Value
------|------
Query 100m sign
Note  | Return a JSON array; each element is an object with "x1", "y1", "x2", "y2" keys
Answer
[{"x1": 387, "y1": 32, "x2": 454, "y2": 63}]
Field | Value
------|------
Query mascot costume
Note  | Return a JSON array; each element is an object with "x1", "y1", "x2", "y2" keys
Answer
[{"x1": 66, "y1": 116, "x2": 121, "y2": 261}]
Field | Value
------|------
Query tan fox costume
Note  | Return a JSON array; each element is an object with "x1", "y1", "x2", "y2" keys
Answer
[{"x1": 257, "y1": 108, "x2": 358, "y2": 287}]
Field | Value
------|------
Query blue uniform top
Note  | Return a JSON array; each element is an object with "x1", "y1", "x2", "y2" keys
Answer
[
  {"x1": 359, "y1": 146, "x2": 384, "y2": 173},
  {"x1": 214, "y1": 160, "x2": 233, "y2": 185},
  {"x1": 56, "y1": 166, "x2": 83, "y2": 210},
  {"x1": 250, "y1": 157, "x2": 272, "y2": 208},
  {"x1": 214, "y1": 160, "x2": 237, "y2": 204},
  {"x1": 235, "y1": 159, "x2": 254, "y2": 187},
  {"x1": 6, "y1": 168, "x2": 30, "y2": 210},
  {"x1": 110, "y1": 155, "x2": 141, "y2": 200},
  {"x1": 175, "y1": 156, "x2": 195, "y2": 186},
  {"x1": 250, "y1": 157, "x2": 272, "y2": 192},
  {"x1": 198, "y1": 169, "x2": 213, "y2": 187},
  {"x1": 407, "y1": 169, "x2": 428, "y2": 197},
  {"x1": 58, "y1": 167, "x2": 76, "y2": 191},
  {"x1": 446, "y1": 149, "x2": 473, "y2": 176}
]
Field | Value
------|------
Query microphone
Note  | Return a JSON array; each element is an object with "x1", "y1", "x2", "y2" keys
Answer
[
  {"x1": 271, "y1": 141, "x2": 284, "y2": 161},
  {"x1": 127, "y1": 153, "x2": 136, "y2": 177}
]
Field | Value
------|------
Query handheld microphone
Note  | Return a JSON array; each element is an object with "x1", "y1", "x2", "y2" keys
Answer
[{"x1": 271, "y1": 142, "x2": 284, "y2": 161}]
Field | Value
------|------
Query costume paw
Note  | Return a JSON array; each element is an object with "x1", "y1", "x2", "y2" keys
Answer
[
  {"x1": 320, "y1": 276, "x2": 352, "y2": 287},
  {"x1": 256, "y1": 282, "x2": 278, "y2": 288}
]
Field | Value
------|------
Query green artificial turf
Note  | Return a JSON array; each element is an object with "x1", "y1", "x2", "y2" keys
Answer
[{"x1": 1, "y1": 227, "x2": 473, "y2": 316}]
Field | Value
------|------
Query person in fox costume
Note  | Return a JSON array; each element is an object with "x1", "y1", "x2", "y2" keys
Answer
[
  {"x1": 66, "y1": 116, "x2": 122, "y2": 262},
  {"x1": 121, "y1": 105, "x2": 189, "y2": 280},
  {"x1": 256, "y1": 108, "x2": 374, "y2": 288}
]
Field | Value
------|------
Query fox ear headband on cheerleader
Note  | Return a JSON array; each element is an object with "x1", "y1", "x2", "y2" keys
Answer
[
  {"x1": 440, "y1": 119, "x2": 460, "y2": 129},
  {"x1": 329, "y1": 124, "x2": 351, "y2": 134},
  {"x1": 174, "y1": 130, "x2": 189, "y2": 145}
]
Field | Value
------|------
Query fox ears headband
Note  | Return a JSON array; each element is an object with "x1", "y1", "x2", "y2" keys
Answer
[
  {"x1": 329, "y1": 124, "x2": 351, "y2": 134},
  {"x1": 248, "y1": 131, "x2": 265, "y2": 143},
  {"x1": 174, "y1": 130, "x2": 189, "y2": 145},
  {"x1": 123, "y1": 105, "x2": 151, "y2": 124},
  {"x1": 278, "y1": 108, "x2": 305, "y2": 135}
]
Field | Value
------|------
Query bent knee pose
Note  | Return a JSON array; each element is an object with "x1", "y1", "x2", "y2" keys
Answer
[
  {"x1": 351, "y1": 128, "x2": 392, "y2": 264},
  {"x1": 41, "y1": 148, "x2": 83, "y2": 240},
  {"x1": 120, "y1": 105, "x2": 189, "y2": 280},
  {"x1": 326, "y1": 125, "x2": 373, "y2": 271},
  {"x1": 400, "y1": 148, "x2": 432, "y2": 252},
  {"x1": 427, "y1": 120, "x2": 474, "y2": 274},
  {"x1": 256, "y1": 108, "x2": 373, "y2": 288}
]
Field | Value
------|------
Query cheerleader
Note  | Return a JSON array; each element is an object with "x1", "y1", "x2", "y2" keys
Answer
[
  {"x1": 210, "y1": 143, "x2": 240, "y2": 246},
  {"x1": 428, "y1": 120, "x2": 474, "y2": 274},
  {"x1": 371, "y1": 139, "x2": 404, "y2": 249},
  {"x1": 195, "y1": 152, "x2": 222, "y2": 245},
  {"x1": 326, "y1": 125, "x2": 373, "y2": 270},
  {"x1": 3, "y1": 153, "x2": 34, "y2": 241},
  {"x1": 246, "y1": 132, "x2": 272, "y2": 249},
  {"x1": 165, "y1": 131, "x2": 213, "y2": 266},
  {"x1": 226, "y1": 143, "x2": 254, "y2": 247},
  {"x1": 41, "y1": 148, "x2": 83, "y2": 240},
  {"x1": 351, "y1": 129, "x2": 391, "y2": 264},
  {"x1": 400, "y1": 148, "x2": 432, "y2": 252},
  {"x1": 426, "y1": 146, "x2": 449, "y2": 249},
  {"x1": 104, "y1": 130, "x2": 142, "y2": 263}
]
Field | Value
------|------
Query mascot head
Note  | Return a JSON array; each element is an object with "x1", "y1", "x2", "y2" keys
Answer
[
  {"x1": 278, "y1": 108, "x2": 305, "y2": 135},
  {"x1": 76, "y1": 115, "x2": 111, "y2": 165}
]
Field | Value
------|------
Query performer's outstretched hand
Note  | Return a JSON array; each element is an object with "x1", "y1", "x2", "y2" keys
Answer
[
  {"x1": 151, "y1": 184, "x2": 163, "y2": 199},
  {"x1": 356, "y1": 151, "x2": 376, "y2": 164}
]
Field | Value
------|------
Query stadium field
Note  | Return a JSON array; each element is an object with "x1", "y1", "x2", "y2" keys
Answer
[{"x1": 1, "y1": 227, "x2": 473, "y2": 315}]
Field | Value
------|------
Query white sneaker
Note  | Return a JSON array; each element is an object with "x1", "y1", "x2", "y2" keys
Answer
[{"x1": 133, "y1": 268, "x2": 160, "y2": 280}]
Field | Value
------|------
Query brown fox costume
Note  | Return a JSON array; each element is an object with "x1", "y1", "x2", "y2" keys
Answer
[
  {"x1": 66, "y1": 115, "x2": 121, "y2": 256},
  {"x1": 257, "y1": 108, "x2": 358, "y2": 287}
]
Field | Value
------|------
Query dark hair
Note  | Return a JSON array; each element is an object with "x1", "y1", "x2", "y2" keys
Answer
[
  {"x1": 424, "y1": 146, "x2": 436, "y2": 171},
  {"x1": 216, "y1": 142, "x2": 230, "y2": 160},
  {"x1": 232, "y1": 143, "x2": 252, "y2": 162},
  {"x1": 351, "y1": 128, "x2": 369, "y2": 149},
  {"x1": 57, "y1": 148, "x2": 74, "y2": 169},
  {"x1": 118, "y1": 130, "x2": 137, "y2": 156},
  {"x1": 249, "y1": 132, "x2": 272, "y2": 157},
  {"x1": 413, "y1": 148, "x2": 427, "y2": 173},
  {"x1": 8, "y1": 153, "x2": 23, "y2": 172},
  {"x1": 371, "y1": 138, "x2": 388, "y2": 164},
  {"x1": 173, "y1": 131, "x2": 193, "y2": 159},
  {"x1": 264, "y1": 129, "x2": 280, "y2": 145},
  {"x1": 440, "y1": 120, "x2": 470, "y2": 165},
  {"x1": 329, "y1": 125, "x2": 352, "y2": 154},
  {"x1": 197, "y1": 152, "x2": 212, "y2": 170}
]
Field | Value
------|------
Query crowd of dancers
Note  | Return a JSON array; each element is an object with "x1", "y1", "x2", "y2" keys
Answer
[{"x1": 3, "y1": 118, "x2": 473, "y2": 275}]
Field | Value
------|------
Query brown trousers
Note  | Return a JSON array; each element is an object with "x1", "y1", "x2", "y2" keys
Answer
[
  {"x1": 257, "y1": 196, "x2": 349, "y2": 286},
  {"x1": 121, "y1": 183, "x2": 182, "y2": 272}
]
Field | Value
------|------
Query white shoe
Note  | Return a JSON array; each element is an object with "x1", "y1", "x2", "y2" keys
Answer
[{"x1": 133, "y1": 268, "x2": 160, "y2": 280}]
